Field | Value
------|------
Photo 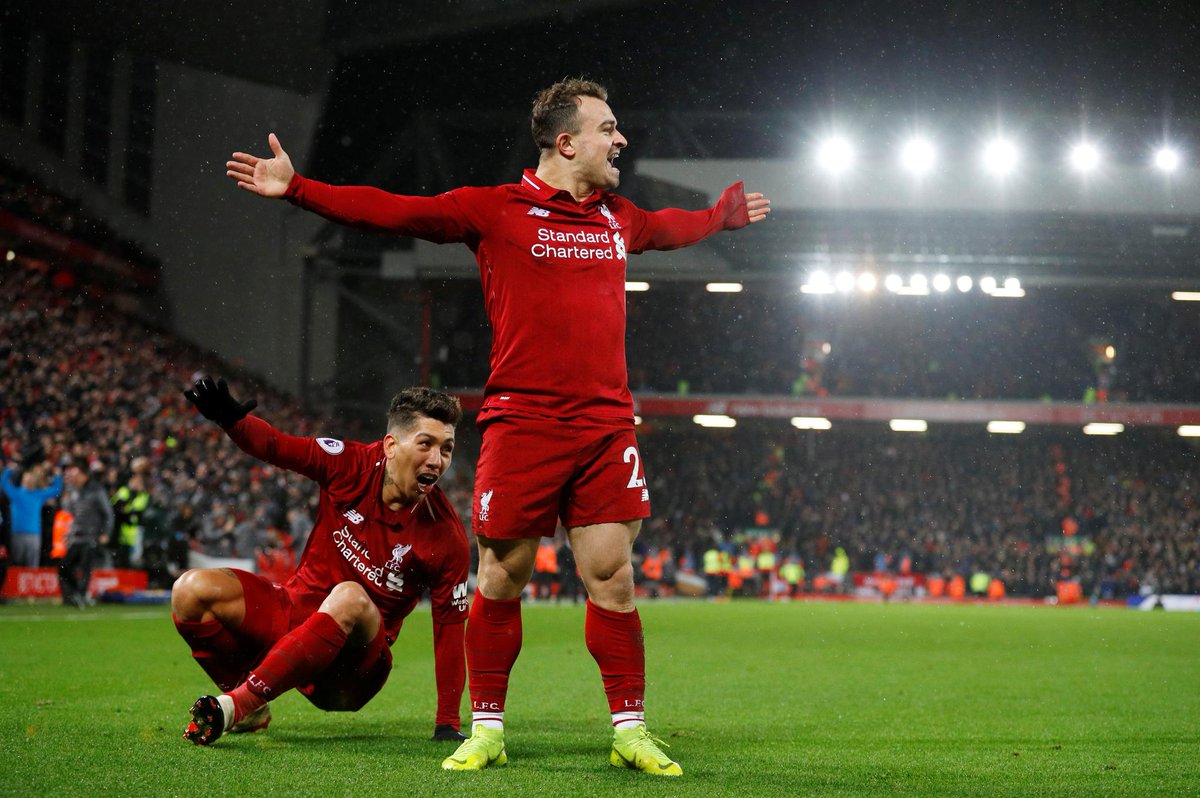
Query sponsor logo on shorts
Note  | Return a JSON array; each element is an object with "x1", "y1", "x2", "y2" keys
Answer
[
  {"x1": 317, "y1": 437, "x2": 345, "y2": 455},
  {"x1": 478, "y1": 489, "x2": 493, "y2": 522},
  {"x1": 641, "y1": 488, "x2": 650, "y2": 502}
]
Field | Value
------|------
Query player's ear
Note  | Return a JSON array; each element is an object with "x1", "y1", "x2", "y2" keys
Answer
[
  {"x1": 556, "y1": 131, "x2": 575, "y2": 159},
  {"x1": 382, "y1": 432, "x2": 398, "y2": 459}
]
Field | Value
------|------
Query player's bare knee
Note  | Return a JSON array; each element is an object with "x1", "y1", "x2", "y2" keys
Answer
[
  {"x1": 584, "y1": 562, "x2": 635, "y2": 609},
  {"x1": 171, "y1": 569, "x2": 220, "y2": 619},
  {"x1": 321, "y1": 581, "x2": 376, "y2": 630}
]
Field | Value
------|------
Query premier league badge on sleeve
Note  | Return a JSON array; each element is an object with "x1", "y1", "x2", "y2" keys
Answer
[{"x1": 317, "y1": 437, "x2": 345, "y2": 455}]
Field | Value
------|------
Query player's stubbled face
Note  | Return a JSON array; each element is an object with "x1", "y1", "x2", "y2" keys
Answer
[
  {"x1": 384, "y1": 416, "x2": 455, "y2": 503},
  {"x1": 573, "y1": 95, "x2": 627, "y2": 191}
]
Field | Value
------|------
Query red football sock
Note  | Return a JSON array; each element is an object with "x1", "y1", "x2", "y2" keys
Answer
[
  {"x1": 228, "y1": 611, "x2": 348, "y2": 723},
  {"x1": 584, "y1": 599, "x2": 646, "y2": 716},
  {"x1": 465, "y1": 591, "x2": 522, "y2": 722},
  {"x1": 173, "y1": 614, "x2": 248, "y2": 693}
]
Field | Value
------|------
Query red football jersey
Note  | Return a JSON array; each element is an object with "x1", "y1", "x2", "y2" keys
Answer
[
  {"x1": 226, "y1": 415, "x2": 470, "y2": 643},
  {"x1": 285, "y1": 170, "x2": 750, "y2": 419}
]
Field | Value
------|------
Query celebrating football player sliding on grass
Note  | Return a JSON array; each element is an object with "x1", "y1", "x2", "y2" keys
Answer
[
  {"x1": 173, "y1": 378, "x2": 470, "y2": 745},
  {"x1": 227, "y1": 78, "x2": 769, "y2": 776}
]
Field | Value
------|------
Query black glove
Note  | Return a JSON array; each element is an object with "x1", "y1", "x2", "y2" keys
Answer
[
  {"x1": 431, "y1": 724, "x2": 468, "y2": 742},
  {"x1": 183, "y1": 376, "x2": 258, "y2": 428}
]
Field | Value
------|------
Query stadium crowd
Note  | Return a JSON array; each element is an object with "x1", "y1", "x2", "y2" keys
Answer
[
  {"x1": 2, "y1": 169, "x2": 1197, "y2": 603},
  {"x1": 0, "y1": 263, "x2": 332, "y2": 586},
  {"x1": 634, "y1": 423, "x2": 1200, "y2": 600}
]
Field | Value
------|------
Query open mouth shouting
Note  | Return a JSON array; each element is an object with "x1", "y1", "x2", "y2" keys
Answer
[
  {"x1": 415, "y1": 472, "x2": 440, "y2": 495},
  {"x1": 607, "y1": 150, "x2": 620, "y2": 175}
]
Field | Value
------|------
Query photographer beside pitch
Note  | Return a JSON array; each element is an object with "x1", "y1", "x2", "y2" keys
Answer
[{"x1": 173, "y1": 377, "x2": 470, "y2": 745}]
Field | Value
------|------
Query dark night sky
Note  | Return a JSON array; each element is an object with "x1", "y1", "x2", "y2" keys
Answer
[
  {"x1": 328, "y1": 1, "x2": 1200, "y2": 117},
  {"x1": 307, "y1": 1, "x2": 1200, "y2": 181}
]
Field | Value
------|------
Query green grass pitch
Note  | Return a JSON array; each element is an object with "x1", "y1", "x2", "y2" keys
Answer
[{"x1": 2, "y1": 599, "x2": 1198, "y2": 797}]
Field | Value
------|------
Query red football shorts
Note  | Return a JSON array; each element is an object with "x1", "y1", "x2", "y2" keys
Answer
[
  {"x1": 471, "y1": 410, "x2": 651, "y2": 539},
  {"x1": 234, "y1": 569, "x2": 392, "y2": 711}
]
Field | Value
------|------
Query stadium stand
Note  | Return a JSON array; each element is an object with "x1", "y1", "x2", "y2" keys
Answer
[
  {"x1": 5, "y1": 240, "x2": 1197, "y2": 602},
  {"x1": 430, "y1": 280, "x2": 1200, "y2": 404}
]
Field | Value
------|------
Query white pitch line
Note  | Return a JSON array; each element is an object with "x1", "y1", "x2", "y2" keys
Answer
[{"x1": 0, "y1": 610, "x2": 168, "y2": 622}]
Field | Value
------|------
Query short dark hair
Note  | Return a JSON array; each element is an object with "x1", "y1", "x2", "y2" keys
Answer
[
  {"x1": 386, "y1": 387, "x2": 462, "y2": 433},
  {"x1": 531, "y1": 78, "x2": 609, "y2": 151}
]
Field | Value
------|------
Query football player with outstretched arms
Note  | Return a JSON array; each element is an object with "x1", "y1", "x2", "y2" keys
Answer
[
  {"x1": 226, "y1": 78, "x2": 770, "y2": 776},
  {"x1": 174, "y1": 378, "x2": 470, "y2": 745}
]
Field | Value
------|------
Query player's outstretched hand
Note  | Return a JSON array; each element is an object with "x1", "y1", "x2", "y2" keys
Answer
[
  {"x1": 184, "y1": 376, "x2": 258, "y2": 428},
  {"x1": 745, "y1": 191, "x2": 770, "y2": 224},
  {"x1": 431, "y1": 724, "x2": 468, "y2": 742},
  {"x1": 226, "y1": 133, "x2": 295, "y2": 198}
]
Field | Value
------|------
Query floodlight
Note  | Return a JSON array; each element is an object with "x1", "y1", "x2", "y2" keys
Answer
[
  {"x1": 1154, "y1": 147, "x2": 1181, "y2": 173},
  {"x1": 1172, "y1": 291, "x2": 1200, "y2": 301},
  {"x1": 693, "y1": 414, "x2": 737, "y2": 428},
  {"x1": 956, "y1": 275, "x2": 973, "y2": 292},
  {"x1": 932, "y1": 273, "x2": 951, "y2": 292},
  {"x1": 1178, "y1": 426, "x2": 1200, "y2": 437},
  {"x1": 1082, "y1": 423, "x2": 1124, "y2": 436},
  {"x1": 982, "y1": 138, "x2": 1019, "y2": 176},
  {"x1": 910, "y1": 273, "x2": 928, "y2": 291},
  {"x1": 988, "y1": 276, "x2": 1025, "y2": 298},
  {"x1": 624, "y1": 281, "x2": 650, "y2": 292},
  {"x1": 1069, "y1": 142, "x2": 1101, "y2": 173},
  {"x1": 816, "y1": 136, "x2": 855, "y2": 175},
  {"x1": 980, "y1": 276, "x2": 998, "y2": 294},
  {"x1": 835, "y1": 271, "x2": 855, "y2": 292},
  {"x1": 884, "y1": 274, "x2": 903, "y2": 292},
  {"x1": 889, "y1": 419, "x2": 928, "y2": 432},
  {"x1": 706, "y1": 282, "x2": 743, "y2": 293},
  {"x1": 987, "y1": 421, "x2": 1026, "y2": 434},
  {"x1": 899, "y1": 137, "x2": 937, "y2": 176},
  {"x1": 857, "y1": 273, "x2": 877, "y2": 292},
  {"x1": 791, "y1": 417, "x2": 832, "y2": 430}
]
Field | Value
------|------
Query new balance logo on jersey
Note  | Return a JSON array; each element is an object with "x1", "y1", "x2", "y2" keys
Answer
[
  {"x1": 527, "y1": 206, "x2": 550, "y2": 217},
  {"x1": 478, "y1": 489, "x2": 493, "y2": 522},
  {"x1": 343, "y1": 508, "x2": 365, "y2": 524}
]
